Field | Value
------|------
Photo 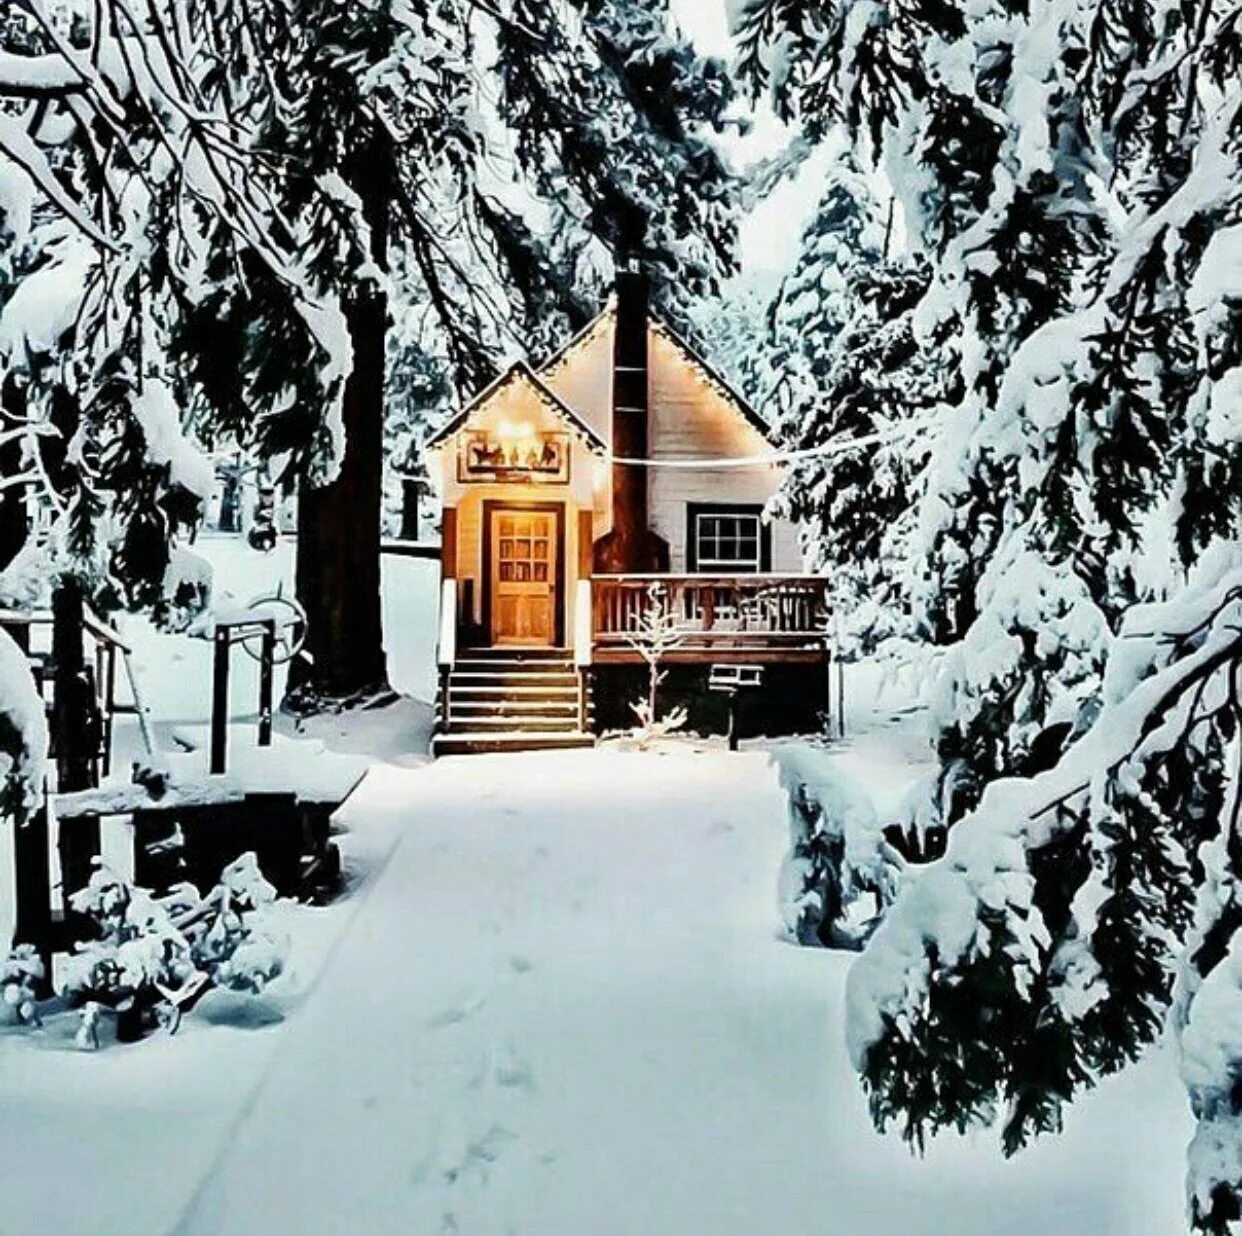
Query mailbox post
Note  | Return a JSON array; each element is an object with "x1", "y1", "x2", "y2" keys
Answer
[{"x1": 708, "y1": 664, "x2": 764, "y2": 751}]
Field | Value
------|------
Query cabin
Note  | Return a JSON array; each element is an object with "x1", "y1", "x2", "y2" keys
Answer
[{"x1": 424, "y1": 273, "x2": 831, "y2": 754}]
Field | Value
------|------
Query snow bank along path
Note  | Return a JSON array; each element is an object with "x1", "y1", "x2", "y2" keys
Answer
[{"x1": 176, "y1": 748, "x2": 1191, "y2": 1236}]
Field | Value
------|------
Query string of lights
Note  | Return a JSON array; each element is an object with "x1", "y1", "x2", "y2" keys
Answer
[{"x1": 608, "y1": 413, "x2": 937, "y2": 470}]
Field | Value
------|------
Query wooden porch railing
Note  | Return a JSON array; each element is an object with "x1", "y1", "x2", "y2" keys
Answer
[{"x1": 591, "y1": 574, "x2": 830, "y2": 644}]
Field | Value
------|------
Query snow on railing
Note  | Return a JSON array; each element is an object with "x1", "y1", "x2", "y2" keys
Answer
[
  {"x1": 437, "y1": 578, "x2": 457, "y2": 669},
  {"x1": 593, "y1": 575, "x2": 830, "y2": 643}
]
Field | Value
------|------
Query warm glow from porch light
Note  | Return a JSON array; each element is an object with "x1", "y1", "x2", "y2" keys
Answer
[{"x1": 496, "y1": 419, "x2": 536, "y2": 446}]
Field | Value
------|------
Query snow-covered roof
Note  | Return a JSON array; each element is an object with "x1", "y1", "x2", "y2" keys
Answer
[
  {"x1": 424, "y1": 360, "x2": 608, "y2": 455},
  {"x1": 425, "y1": 305, "x2": 775, "y2": 452}
]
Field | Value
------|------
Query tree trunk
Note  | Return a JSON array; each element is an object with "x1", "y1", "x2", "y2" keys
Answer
[
  {"x1": 287, "y1": 126, "x2": 392, "y2": 707},
  {"x1": 400, "y1": 478, "x2": 420, "y2": 541},
  {"x1": 52, "y1": 579, "x2": 101, "y2": 936}
]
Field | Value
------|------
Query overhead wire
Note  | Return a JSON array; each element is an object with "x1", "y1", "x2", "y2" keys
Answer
[{"x1": 605, "y1": 412, "x2": 937, "y2": 470}]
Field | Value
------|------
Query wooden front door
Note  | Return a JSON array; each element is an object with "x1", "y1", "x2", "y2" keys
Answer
[{"x1": 489, "y1": 507, "x2": 559, "y2": 646}]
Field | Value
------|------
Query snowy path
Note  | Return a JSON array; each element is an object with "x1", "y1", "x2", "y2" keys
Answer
[{"x1": 176, "y1": 748, "x2": 1192, "y2": 1236}]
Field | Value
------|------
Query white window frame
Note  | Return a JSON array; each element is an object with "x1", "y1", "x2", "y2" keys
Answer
[{"x1": 692, "y1": 509, "x2": 764, "y2": 573}]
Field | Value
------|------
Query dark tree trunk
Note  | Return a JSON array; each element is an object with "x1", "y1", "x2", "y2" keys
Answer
[
  {"x1": 52, "y1": 580, "x2": 98, "y2": 795},
  {"x1": 218, "y1": 460, "x2": 241, "y2": 533},
  {"x1": 288, "y1": 125, "x2": 392, "y2": 706},
  {"x1": 52, "y1": 579, "x2": 101, "y2": 934},
  {"x1": 400, "y1": 478, "x2": 420, "y2": 541}
]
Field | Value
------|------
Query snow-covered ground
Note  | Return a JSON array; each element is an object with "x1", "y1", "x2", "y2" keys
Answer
[
  {"x1": 0, "y1": 763, "x2": 414, "y2": 1236},
  {"x1": 168, "y1": 748, "x2": 1191, "y2": 1236},
  {"x1": 0, "y1": 554, "x2": 1196, "y2": 1234},
  {"x1": 113, "y1": 534, "x2": 439, "y2": 737}
]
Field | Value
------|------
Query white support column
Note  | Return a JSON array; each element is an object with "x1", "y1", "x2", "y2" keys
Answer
[{"x1": 574, "y1": 579, "x2": 593, "y2": 732}]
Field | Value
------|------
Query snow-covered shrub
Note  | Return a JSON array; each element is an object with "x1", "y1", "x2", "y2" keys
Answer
[
  {"x1": 193, "y1": 854, "x2": 285, "y2": 995},
  {"x1": 774, "y1": 745, "x2": 905, "y2": 950},
  {"x1": 1, "y1": 945, "x2": 45, "y2": 1027},
  {"x1": 62, "y1": 855, "x2": 287, "y2": 1044},
  {"x1": 63, "y1": 867, "x2": 202, "y2": 1039},
  {"x1": 152, "y1": 546, "x2": 213, "y2": 633}
]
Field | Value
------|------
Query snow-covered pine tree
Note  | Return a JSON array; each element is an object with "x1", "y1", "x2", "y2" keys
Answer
[
  {"x1": 693, "y1": 274, "x2": 772, "y2": 408},
  {"x1": 496, "y1": 0, "x2": 741, "y2": 337},
  {"x1": 766, "y1": 154, "x2": 885, "y2": 410},
  {"x1": 764, "y1": 160, "x2": 946, "y2": 651},
  {"x1": 736, "y1": 0, "x2": 1242, "y2": 1219},
  {"x1": 2, "y1": 0, "x2": 743, "y2": 722},
  {"x1": 0, "y1": 1, "x2": 352, "y2": 632}
]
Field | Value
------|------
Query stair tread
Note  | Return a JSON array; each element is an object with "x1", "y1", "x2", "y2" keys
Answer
[
  {"x1": 454, "y1": 663, "x2": 575, "y2": 673},
  {"x1": 449, "y1": 683, "x2": 579, "y2": 694},
  {"x1": 437, "y1": 730, "x2": 592, "y2": 740},
  {"x1": 446, "y1": 722, "x2": 581, "y2": 733},
  {"x1": 437, "y1": 648, "x2": 593, "y2": 756},
  {"x1": 449, "y1": 705, "x2": 578, "y2": 715},
  {"x1": 452, "y1": 670, "x2": 576, "y2": 678},
  {"x1": 459, "y1": 647, "x2": 571, "y2": 656},
  {"x1": 432, "y1": 732, "x2": 595, "y2": 755}
]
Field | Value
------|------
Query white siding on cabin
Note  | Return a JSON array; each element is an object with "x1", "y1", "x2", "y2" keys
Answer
[
  {"x1": 541, "y1": 313, "x2": 617, "y2": 540},
  {"x1": 540, "y1": 314, "x2": 615, "y2": 440},
  {"x1": 646, "y1": 330, "x2": 802, "y2": 573}
]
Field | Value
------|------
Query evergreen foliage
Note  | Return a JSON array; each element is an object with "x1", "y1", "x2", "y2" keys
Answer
[
  {"x1": 736, "y1": 0, "x2": 1242, "y2": 1222},
  {"x1": 63, "y1": 853, "x2": 286, "y2": 1044},
  {"x1": 0, "y1": 0, "x2": 741, "y2": 714}
]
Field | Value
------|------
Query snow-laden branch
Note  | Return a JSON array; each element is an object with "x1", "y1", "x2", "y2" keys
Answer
[
  {"x1": 0, "y1": 49, "x2": 89, "y2": 97},
  {"x1": 847, "y1": 547, "x2": 1242, "y2": 1065}
]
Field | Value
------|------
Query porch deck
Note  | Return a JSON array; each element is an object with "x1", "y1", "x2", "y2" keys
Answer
[
  {"x1": 589, "y1": 574, "x2": 831, "y2": 663},
  {"x1": 435, "y1": 573, "x2": 832, "y2": 751}
]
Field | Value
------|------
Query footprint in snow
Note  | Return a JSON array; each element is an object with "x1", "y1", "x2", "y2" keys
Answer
[
  {"x1": 509, "y1": 954, "x2": 533, "y2": 974},
  {"x1": 493, "y1": 1043, "x2": 535, "y2": 1092},
  {"x1": 427, "y1": 989, "x2": 489, "y2": 1030},
  {"x1": 442, "y1": 1123, "x2": 516, "y2": 1186}
]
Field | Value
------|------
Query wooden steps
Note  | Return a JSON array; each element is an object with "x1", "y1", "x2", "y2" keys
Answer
[{"x1": 433, "y1": 649, "x2": 594, "y2": 757}]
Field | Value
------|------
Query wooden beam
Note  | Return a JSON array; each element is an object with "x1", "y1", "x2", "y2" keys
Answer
[
  {"x1": 578, "y1": 508, "x2": 593, "y2": 581},
  {"x1": 591, "y1": 646, "x2": 829, "y2": 667}
]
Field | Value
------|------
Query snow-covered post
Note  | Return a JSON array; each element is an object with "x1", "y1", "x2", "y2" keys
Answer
[
  {"x1": 574, "y1": 579, "x2": 593, "y2": 732},
  {"x1": 437, "y1": 578, "x2": 457, "y2": 731},
  {"x1": 211, "y1": 627, "x2": 231, "y2": 775},
  {"x1": 2, "y1": 623, "x2": 50, "y2": 977}
]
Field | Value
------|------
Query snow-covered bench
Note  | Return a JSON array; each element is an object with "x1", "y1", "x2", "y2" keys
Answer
[{"x1": 52, "y1": 741, "x2": 367, "y2": 917}]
